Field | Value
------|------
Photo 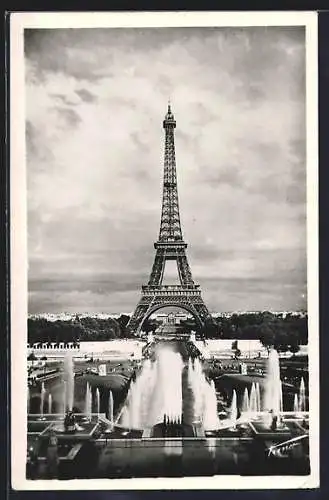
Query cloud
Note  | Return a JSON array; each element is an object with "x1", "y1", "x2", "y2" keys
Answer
[
  {"x1": 25, "y1": 26, "x2": 307, "y2": 313},
  {"x1": 53, "y1": 106, "x2": 82, "y2": 126},
  {"x1": 75, "y1": 88, "x2": 97, "y2": 103}
]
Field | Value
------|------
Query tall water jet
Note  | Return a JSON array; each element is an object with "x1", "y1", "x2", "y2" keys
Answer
[
  {"x1": 96, "y1": 388, "x2": 100, "y2": 416},
  {"x1": 188, "y1": 356, "x2": 211, "y2": 422},
  {"x1": 108, "y1": 390, "x2": 114, "y2": 423},
  {"x1": 203, "y1": 380, "x2": 220, "y2": 430},
  {"x1": 129, "y1": 383, "x2": 141, "y2": 429},
  {"x1": 264, "y1": 349, "x2": 281, "y2": 419},
  {"x1": 120, "y1": 406, "x2": 130, "y2": 428},
  {"x1": 298, "y1": 377, "x2": 306, "y2": 412},
  {"x1": 256, "y1": 382, "x2": 261, "y2": 412},
  {"x1": 119, "y1": 357, "x2": 158, "y2": 429},
  {"x1": 230, "y1": 390, "x2": 238, "y2": 429},
  {"x1": 279, "y1": 380, "x2": 284, "y2": 412},
  {"x1": 293, "y1": 392, "x2": 299, "y2": 413},
  {"x1": 63, "y1": 353, "x2": 75, "y2": 411},
  {"x1": 241, "y1": 387, "x2": 250, "y2": 415},
  {"x1": 84, "y1": 383, "x2": 91, "y2": 416},
  {"x1": 149, "y1": 346, "x2": 183, "y2": 424},
  {"x1": 249, "y1": 383, "x2": 258, "y2": 414},
  {"x1": 48, "y1": 393, "x2": 52, "y2": 414},
  {"x1": 119, "y1": 345, "x2": 184, "y2": 431},
  {"x1": 193, "y1": 357, "x2": 204, "y2": 380},
  {"x1": 84, "y1": 383, "x2": 88, "y2": 414},
  {"x1": 40, "y1": 382, "x2": 46, "y2": 415},
  {"x1": 126, "y1": 345, "x2": 183, "y2": 428},
  {"x1": 62, "y1": 381, "x2": 67, "y2": 416},
  {"x1": 88, "y1": 384, "x2": 93, "y2": 418},
  {"x1": 187, "y1": 357, "x2": 194, "y2": 388},
  {"x1": 176, "y1": 361, "x2": 183, "y2": 422},
  {"x1": 142, "y1": 360, "x2": 157, "y2": 416}
]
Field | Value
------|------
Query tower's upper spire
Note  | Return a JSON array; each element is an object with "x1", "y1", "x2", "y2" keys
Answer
[
  {"x1": 159, "y1": 102, "x2": 181, "y2": 242},
  {"x1": 163, "y1": 101, "x2": 176, "y2": 128}
]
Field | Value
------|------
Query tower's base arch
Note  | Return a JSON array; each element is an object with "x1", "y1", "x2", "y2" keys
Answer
[
  {"x1": 140, "y1": 303, "x2": 203, "y2": 335},
  {"x1": 127, "y1": 286, "x2": 212, "y2": 336}
]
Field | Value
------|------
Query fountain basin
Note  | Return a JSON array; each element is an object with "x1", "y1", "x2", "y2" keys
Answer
[
  {"x1": 151, "y1": 422, "x2": 195, "y2": 438},
  {"x1": 83, "y1": 374, "x2": 130, "y2": 392},
  {"x1": 28, "y1": 413, "x2": 106, "y2": 442},
  {"x1": 249, "y1": 420, "x2": 293, "y2": 439},
  {"x1": 41, "y1": 421, "x2": 99, "y2": 439},
  {"x1": 99, "y1": 426, "x2": 144, "y2": 440}
]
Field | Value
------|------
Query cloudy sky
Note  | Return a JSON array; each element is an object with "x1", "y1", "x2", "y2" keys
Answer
[{"x1": 25, "y1": 26, "x2": 306, "y2": 314}]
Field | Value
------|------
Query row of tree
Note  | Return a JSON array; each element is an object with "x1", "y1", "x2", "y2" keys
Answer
[
  {"x1": 28, "y1": 312, "x2": 308, "y2": 353},
  {"x1": 28, "y1": 315, "x2": 132, "y2": 345},
  {"x1": 194, "y1": 312, "x2": 307, "y2": 352}
]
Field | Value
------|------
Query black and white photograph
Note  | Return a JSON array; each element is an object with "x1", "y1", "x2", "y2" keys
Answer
[{"x1": 10, "y1": 11, "x2": 319, "y2": 490}]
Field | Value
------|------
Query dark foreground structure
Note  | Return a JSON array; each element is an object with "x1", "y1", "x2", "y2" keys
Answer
[{"x1": 26, "y1": 411, "x2": 309, "y2": 479}]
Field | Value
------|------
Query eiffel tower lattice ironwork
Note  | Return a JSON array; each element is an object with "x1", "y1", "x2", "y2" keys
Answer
[{"x1": 127, "y1": 104, "x2": 212, "y2": 335}]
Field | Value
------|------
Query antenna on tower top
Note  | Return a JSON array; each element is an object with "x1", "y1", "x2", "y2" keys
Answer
[{"x1": 168, "y1": 98, "x2": 171, "y2": 112}]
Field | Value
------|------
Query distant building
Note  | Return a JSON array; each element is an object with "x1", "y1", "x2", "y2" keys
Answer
[
  {"x1": 27, "y1": 339, "x2": 146, "y2": 360},
  {"x1": 152, "y1": 311, "x2": 191, "y2": 324}
]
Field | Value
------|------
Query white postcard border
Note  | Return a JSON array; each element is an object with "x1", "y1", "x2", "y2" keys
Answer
[{"x1": 10, "y1": 10, "x2": 319, "y2": 490}]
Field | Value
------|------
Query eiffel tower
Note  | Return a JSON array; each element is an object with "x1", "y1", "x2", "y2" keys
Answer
[{"x1": 127, "y1": 104, "x2": 212, "y2": 335}]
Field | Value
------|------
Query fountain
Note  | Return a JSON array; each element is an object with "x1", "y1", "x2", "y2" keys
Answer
[
  {"x1": 279, "y1": 380, "x2": 284, "y2": 413},
  {"x1": 48, "y1": 393, "x2": 52, "y2": 414},
  {"x1": 263, "y1": 349, "x2": 282, "y2": 427},
  {"x1": 88, "y1": 384, "x2": 93, "y2": 418},
  {"x1": 298, "y1": 377, "x2": 306, "y2": 412},
  {"x1": 230, "y1": 390, "x2": 238, "y2": 429},
  {"x1": 256, "y1": 382, "x2": 261, "y2": 412},
  {"x1": 117, "y1": 343, "x2": 307, "y2": 439},
  {"x1": 293, "y1": 392, "x2": 299, "y2": 413},
  {"x1": 108, "y1": 390, "x2": 114, "y2": 424},
  {"x1": 249, "y1": 383, "x2": 258, "y2": 414},
  {"x1": 62, "y1": 381, "x2": 67, "y2": 415},
  {"x1": 118, "y1": 357, "x2": 157, "y2": 429},
  {"x1": 129, "y1": 382, "x2": 141, "y2": 428},
  {"x1": 84, "y1": 383, "x2": 89, "y2": 415},
  {"x1": 241, "y1": 387, "x2": 250, "y2": 415},
  {"x1": 119, "y1": 344, "x2": 183, "y2": 430},
  {"x1": 149, "y1": 346, "x2": 183, "y2": 425},
  {"x1": 202, "y1": 380, "x2": 220, "y2": 430},
  {"x1": 120, "y1": 406, "x2": 130, "y2": 428},
  {"x1": 63, "y1": 353, "x2": 75, "y2": 411},
  {"x1": 40, "y1": 382, "x2": 46, "y2": 416},
  {"x1": 188, "y1": 357, "x2": 212, "y2": 423},
  {"x1": 84, "y1": 382, "x2": 92, "y2": 419},
  {"x1": 96, "y1": 388, "x2": 100, "y2": 416}
]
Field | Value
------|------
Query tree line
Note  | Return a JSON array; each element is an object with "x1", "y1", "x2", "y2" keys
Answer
[
  {"x1": 28, "y1": 315, "x2": 132, "y2": 344},
  {"x1": 196, "y1": 312, "x2": 307, "y2": 352},
  {"x1": 28, "y1": 311, "x2": 308, "y2": 353}
]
